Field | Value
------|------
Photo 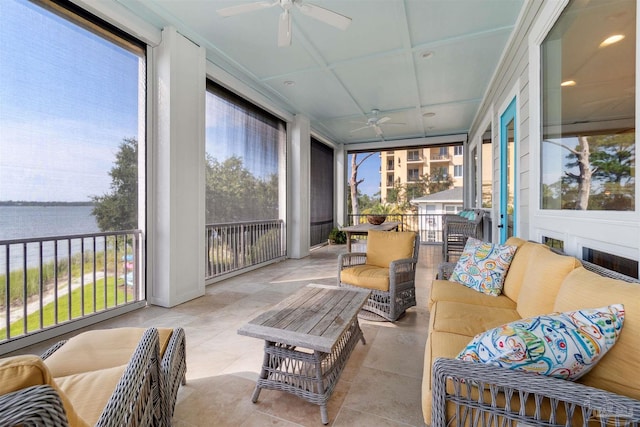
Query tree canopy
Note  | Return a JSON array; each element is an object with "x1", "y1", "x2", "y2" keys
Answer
[{"x1": 92, "y1": 137, "x2": 138, "y2": 231}]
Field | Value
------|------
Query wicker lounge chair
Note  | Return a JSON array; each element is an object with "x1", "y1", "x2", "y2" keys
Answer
[
  {"x1": 442, "y1": 209, "x2": 484, "y2": 261},
  {"x1": 0, "y1": 328, "x2": 162, "y2": 427},
  {"x1": 338, "y1": 230, "x2": 419, "y2": 321},
  {"x1": 42, "y1": 327, "x2": 187, "y2": 426}
]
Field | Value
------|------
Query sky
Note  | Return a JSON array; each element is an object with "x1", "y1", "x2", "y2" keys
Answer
[
  {"x1": 349, "y1": 153, "x2": 380, "y2": 197},
  {"x1": 0, "y1": 0, "x2": 141, "y2": 202}
]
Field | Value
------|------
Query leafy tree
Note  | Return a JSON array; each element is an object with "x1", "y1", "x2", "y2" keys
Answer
[
  {"x1": 548, "y1": 132, "x2": 634, "y2": 210},
  {"x1": 92, "y1": 137, "x2": 138, "y2": 231},
  {"x1": 423, "y1": 168, "x2": 454, "y2": 194},
  {"x1": 205, "y1": 155, "x2": 278, "y2": 222}
]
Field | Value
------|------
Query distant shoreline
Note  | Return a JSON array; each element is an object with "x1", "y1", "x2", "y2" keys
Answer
[{"x1": 0, "y1": 201, "x2": 94, "y2": 207}]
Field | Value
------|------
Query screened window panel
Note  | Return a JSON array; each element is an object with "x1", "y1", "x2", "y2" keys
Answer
[
  {"x1": 0, "y1": 0, "x2": 145, "y2": 235},
  {"x1": 205, "y1": 82, "x2": 285, "y2": 223},
  {"x1": 310, "y1": 138, "x2": 334, "y2": 246}
]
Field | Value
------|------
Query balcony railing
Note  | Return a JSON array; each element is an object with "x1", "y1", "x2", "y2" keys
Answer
[
  {"x1": 347, "y1": 213, "x2": 447, "y2": 244},
  {"x1": 1, "y1": 230, "x2": 143, "y2": 345},
  {"x1": 430, "y1": 154, "x2": 451, "y2": 161},
  {"x1": 206, "y1": 219, "x2": 285, "y2": 281}
]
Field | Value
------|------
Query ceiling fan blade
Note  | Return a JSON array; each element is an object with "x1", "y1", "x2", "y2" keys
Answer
[
  {"x1": 381, "y1": 122, "x2": 406, "y2": 126},
  {"x1": 217, "y1": 1, "x2": 276, "y2": 17},
  {"x1": 278, "y1": 10, "x2": 292, "y2": 47},
  {"x1": 373, "y1": 125, "x2": 384, "y2": 136},
  {"x1": 377, "y1": 116, "x2": 392, "y2": 124},
  {"x1": 350, "y1": 126, "x2": 370, "y2": 133},
  {"x1": 296, "y1": 2, "x2": 351, "y2": 30}
]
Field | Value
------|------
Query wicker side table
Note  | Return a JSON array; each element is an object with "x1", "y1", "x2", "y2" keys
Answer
[{"x1": 238, "y1": 284, "x2": 370, "y2": 425}]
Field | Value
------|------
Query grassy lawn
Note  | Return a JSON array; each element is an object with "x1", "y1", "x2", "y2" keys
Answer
[{"x1": 1, "y1": 276, "x2": 132, "y2": 340}]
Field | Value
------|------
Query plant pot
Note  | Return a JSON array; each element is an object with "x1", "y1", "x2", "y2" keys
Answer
[{"x1": 367, "y1": 215, "x2": 387, "y2": 225}]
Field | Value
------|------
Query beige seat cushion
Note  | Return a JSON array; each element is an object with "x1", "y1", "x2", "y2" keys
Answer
[
  {"x1": 0, "y1": 354, "x2": 89, "y2": 427},
  {"x1": 516, "y1": 245, "x2": 580, "y2": 318},
  {"x1": 365, "y1": 230, "x2": 415, "y2": 268},
  {"x1": 554, "y1": 266, "x2": 640, "y2": 401},
  {"x1": 45, "y1": 327, "x2": 173, "y2": 377},
  {"x1": 56, "y1": 364, "x2": 127, "y2": 426},
  {"x1": 429, "y1": 300, "x2": 521, "y2": 338},
  {"x1": 502, "y1": 238, "x2": 548, "y2": 301},
  {"x1": 421, "y1": 331, "x2": 473, "y2": 425},
  {"x1": 340, "y1": 265, "x2": 389, "y2": 291},
  {"x1": 428, "y1": 279, "x2": 517, "y2": 310}
]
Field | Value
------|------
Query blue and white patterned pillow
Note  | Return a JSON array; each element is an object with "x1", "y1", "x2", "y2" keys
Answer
[
  {"x1": 449, "y1": 237, "x2": 517, "y2": 296},
  {"x1": 457, "y1": 304, "x2": 625, "y2": 381}
]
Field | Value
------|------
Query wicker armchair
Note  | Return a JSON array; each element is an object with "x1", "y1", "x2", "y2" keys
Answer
[
  {"x1": 42, "y1": 327, "x2": 186, "y2": 426},
  {"x1": 0, "y1": 328, "x2": 162, "y2": 427},
  {"x1": 338, "y1": 231, "x2": 419, "y2": 321},
  {"x1": 442, "y1": 210, "x2": 484, "y2": 262}
]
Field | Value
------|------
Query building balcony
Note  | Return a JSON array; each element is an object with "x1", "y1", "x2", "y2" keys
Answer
[
  {"x1": 5, "y1": 244, "x2": 443, "y2": 426},
  {"x1": 430, "y1": 154, "x2": 451, "y2": 162}
]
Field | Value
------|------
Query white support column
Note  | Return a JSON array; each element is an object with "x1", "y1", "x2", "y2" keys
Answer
[
  {"x1": 288, "y1": 115, "x2": 311, "y2": 259},
  {"x1": 148, "y1": 27, "x2": 206, "y2": 307},
  {"x1": 335, "y1": 144, "x2": 346, "y2": 226}
]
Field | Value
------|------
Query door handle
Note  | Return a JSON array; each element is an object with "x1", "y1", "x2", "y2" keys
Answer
[{"x1": 497, "y1": 224, "x2": 504, "y2": 229}]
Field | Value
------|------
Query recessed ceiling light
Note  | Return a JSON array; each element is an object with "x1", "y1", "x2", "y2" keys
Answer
[
  {"x1": 423, "y1": 112, "x2": 436, "y2": 118},
  {"x1": 600, "y1": 34, "x2": 625, "y2": 47},
  {"x1": 420, "y1": 51, "x2": 434, "y2": 59},
  {"x1": 283, "y1": 80, "x2": 295, "y2": 86},
  {"x1": 561, "y1": 80, "x2": 576, "y2": 87}
]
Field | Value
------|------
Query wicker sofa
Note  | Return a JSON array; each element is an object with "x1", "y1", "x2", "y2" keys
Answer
[
  {"x1": 423, "y1": 237, "x2": 640, "y2": 426},
  {"x1": 0, "y1": 326, "x2": 186, "y2": 426}
]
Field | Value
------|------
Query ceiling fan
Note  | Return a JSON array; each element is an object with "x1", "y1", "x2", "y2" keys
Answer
[
  {"x1": 350, "y1": 110, "x2": 406, "y2": 137},
  {"x1": 216, "y1": 0, "x2": 352, "y2": 47}
]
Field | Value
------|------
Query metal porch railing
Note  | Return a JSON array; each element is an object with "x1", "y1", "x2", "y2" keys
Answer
[
  {"x1": 1, "y1": 230, "x2": 143, "y2": 344},
  {"x1": 206, "y1": 219, "x2": 286, "y2": 280}
]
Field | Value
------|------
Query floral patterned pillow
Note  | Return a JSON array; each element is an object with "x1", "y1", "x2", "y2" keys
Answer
[
  {"x1": 449, "y1": 237, "x2": 517, "y2": 296},
  {"x1": 457, "y1": 304, "x2": 625, "y2": 381}
]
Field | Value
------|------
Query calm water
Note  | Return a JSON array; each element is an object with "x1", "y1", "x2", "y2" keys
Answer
[{"x1": 0, "y1": 205, "x2": 101, "y2": 271}]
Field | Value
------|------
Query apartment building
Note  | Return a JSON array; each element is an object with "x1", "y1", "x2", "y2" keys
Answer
[{"x1": 380, "y1": 146, "x2": 464, "y2": 203}]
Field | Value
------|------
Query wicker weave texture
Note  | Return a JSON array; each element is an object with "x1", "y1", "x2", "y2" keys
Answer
[
  {"x1": 337, "y1": 233, "x2": 419, "y2": 321},
  {"x1": 0, "y1": 385, "x2": 71, "y2": 427},
  {"x1": 253, "y1": 318, "x2": 364, "y2": 424},
  {"x1": 161, "y1": 327, "x2": 187, "y2": 425},
  {"x1": 432, "y1": 357, "x2": 640, "y2": 426}
]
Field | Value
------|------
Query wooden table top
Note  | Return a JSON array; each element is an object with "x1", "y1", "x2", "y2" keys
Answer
[
  {"x1": 237, "y1": 284, "x2": 370, "y2": 353},
  {"x1": 340, "y1": 221, "x2": 400, "y2": 233}
]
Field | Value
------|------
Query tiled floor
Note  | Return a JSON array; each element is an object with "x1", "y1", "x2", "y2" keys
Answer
[{"x1": 10, "y1": 243, "x2": 442, "y2": 426}]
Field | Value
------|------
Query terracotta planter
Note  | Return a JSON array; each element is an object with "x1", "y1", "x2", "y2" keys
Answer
[{"x1": 367, "y1": 215, "x2": 387, "y2": 225}]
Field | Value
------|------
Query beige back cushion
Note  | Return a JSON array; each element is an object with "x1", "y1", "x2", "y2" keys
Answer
[
  {"x1": 366, "y1": 230, "x2": 415, "y2": 268},
  {"x1": 554, "y1": 267, "x2": 640, "y2": 400},
  {"x1": 516, "y1": 245, "x2": 580, "y2": 318},
  {"x1": 0, "y1": 355, "x2": 89, "y2": 427},
  {"x1": 45, "y1": 327, "x2": 172, "y2": 377},
  {"x1": 502, "y1": 238, "x2": 548, "y2": 301}
]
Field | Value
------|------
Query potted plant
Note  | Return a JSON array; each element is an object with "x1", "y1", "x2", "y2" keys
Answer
[
  {"x1": 364, "y1": 203, "x2": 394, "y2": 225},
  {"x1": 328, "y1": 227, "x2": 347, "y2": 245}
]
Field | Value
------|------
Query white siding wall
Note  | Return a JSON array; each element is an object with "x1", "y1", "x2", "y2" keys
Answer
[{"x1": 468, "y1": 0, "x2": 640, "y2": 263}]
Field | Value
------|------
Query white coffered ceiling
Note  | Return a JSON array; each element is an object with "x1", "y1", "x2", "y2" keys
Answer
[{"x1": 115, "y1": 0, "x2": 525, "y2": 145}]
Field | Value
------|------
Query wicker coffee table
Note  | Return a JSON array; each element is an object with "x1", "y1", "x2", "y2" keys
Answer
[{"x1": 237, "y1": 284, "x2": 370, "y2": 424}]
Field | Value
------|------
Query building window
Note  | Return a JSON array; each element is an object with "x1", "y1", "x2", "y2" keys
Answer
[
  {"x1": 0, "y1": 0, "x2": 145, "y2": 233},
  {"x1": 407, "y1": 168, "x2": 420, "y2": 182},
  {"x1": 205, "y1": 82, "x2": 285, "y2": 222},
  {"x1": 407, "y1": 150, "x2": 420, "y2": 161},
  {"x1": 541, "y1": 0, "x2": 635, "y2": 211},
  {"x1": 454, "y1": 165, "x2": 463, "y2": 177},
  {"x1": 439, "y1": 147, "x2": 448, "y2": 156},
  {"x1": 387, "y1": 158, "x2": 394, "y2": 170},
  {"x1": 454, "y1": 146, "x2": 463, "y2": 156},
  {"x1": 583, "y1": 247, "x2": 638, "y2": 279},
  {"x1": 444, "y1": 205, "x2": 462, "y2": 214},
  {"x1": 542, "y1": 236, "x2": 564, "y2": 252}
]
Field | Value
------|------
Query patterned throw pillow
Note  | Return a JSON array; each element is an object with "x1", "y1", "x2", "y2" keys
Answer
[
  {"x1": 449, "y1": 237, "x2": 517, "y2": 296},
  {"x1": 457, "y1": 304, "x2": 625, "y2": 381}
]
